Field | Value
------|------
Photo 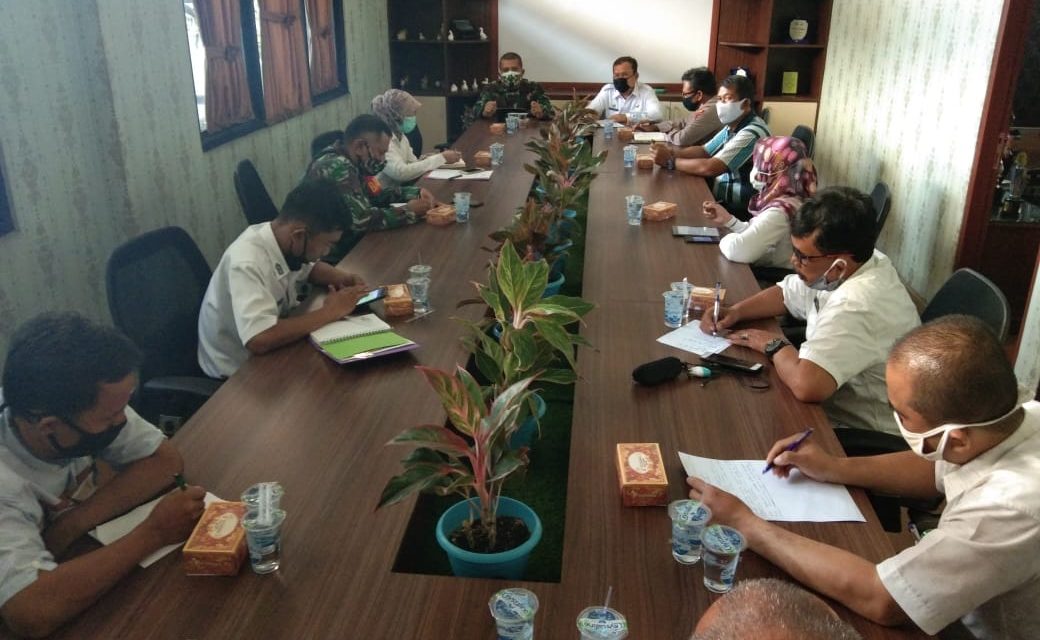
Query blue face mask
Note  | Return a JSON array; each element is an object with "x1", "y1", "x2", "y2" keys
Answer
[{"x1": 400, "y1": 116, "x2": 417, "y2": 134}]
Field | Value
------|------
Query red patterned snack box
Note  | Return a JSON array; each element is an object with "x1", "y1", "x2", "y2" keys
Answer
[
  {"x1": 615, "y1": 443, "x2": 669, "y2": 507},
  {"x1": 182, "y1": 501, "x2": 247, "y2": 576}
]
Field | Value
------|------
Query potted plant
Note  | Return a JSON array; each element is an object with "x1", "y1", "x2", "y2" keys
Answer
[
  {"x1": 460, "y1": 240, "x2": 594, "y2": 447},
  {"x1": 377, "y1": 365, "x2": 542, "y2": 579}
]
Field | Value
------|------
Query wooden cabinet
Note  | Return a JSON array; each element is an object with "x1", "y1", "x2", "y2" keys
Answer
[
  {"x1": 710, "y1": 0, "x2": 831, "y2": 129},
  {"x1": 387, "y1": 0, "x2": 498, "y2": 141}
]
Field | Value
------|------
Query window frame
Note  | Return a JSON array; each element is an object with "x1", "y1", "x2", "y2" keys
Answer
[
  {"x1": 0, "y1": 146, "x2": 13, "y2": 237},
  {"x1": 191, "y1": 0, "x2": 348, "y2": 152}
]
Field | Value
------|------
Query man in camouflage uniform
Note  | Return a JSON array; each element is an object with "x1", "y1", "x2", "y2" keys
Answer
[
  {"x1": 468, "y1": 52, "x2": 554, "y2": 127},
  {"x1": 306, "y1": 114, "x2": 435, "y2": 261}
]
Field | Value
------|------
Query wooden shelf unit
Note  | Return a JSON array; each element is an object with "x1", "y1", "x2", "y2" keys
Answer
[{"x1": 387, "y1": 0, "x2": 498, "y2": 140}]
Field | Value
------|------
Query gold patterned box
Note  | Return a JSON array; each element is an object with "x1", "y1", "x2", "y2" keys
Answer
[
  {"x1": 182, "y1": 501, "x2": 247, "y2": 576},
  {"x1": 615, "y1": 443, "x2": 669, "y2": 507},
  {"x1": 425, "y1": 204, "x2": 456, "y2": 226},
  {"x1": 383, "y1": 283, "x2": 414, "y2": 317},
  {"x1": 474, "y1": 150, "x2": 493, "y2": 168},
  {"x1": 636, "y1": 154, "x2": 655, "y2": 170},
  {"x1": 489, "y1": 123, "x2": 506, "y2": 135},
  {"x1": 643, "y1": 201, "x2": 677, "y2": 221}
]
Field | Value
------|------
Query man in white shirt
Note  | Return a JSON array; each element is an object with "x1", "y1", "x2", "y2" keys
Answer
[
  {"x1": 0, "y1": 313, "x2": 205, "y2": 637},
  {"x1": 703, "y1": 187, "x2": 920, "y2": 434},
  {"x1": 689, "y1": 315, "x2": 1040, "y2": 639},
  {"x1": 197, "y1": 179, "x2": 367, "y2": 378},
  {"x1": 586, "y1": 56, "x2": 663, "y2": 124}
]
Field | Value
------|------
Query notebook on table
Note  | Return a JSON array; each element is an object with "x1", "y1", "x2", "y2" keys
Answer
[{"x1": 309, "y1": 313, "x2": 417, "y2": 364}]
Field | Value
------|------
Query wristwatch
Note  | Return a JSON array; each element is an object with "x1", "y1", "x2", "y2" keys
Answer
[{"x1": 764, "y1": 338, "x2": 792, "y2": 361}]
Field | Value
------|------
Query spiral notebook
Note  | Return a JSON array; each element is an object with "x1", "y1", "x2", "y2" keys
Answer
[{"x1": 309, "y1": 314, "x2": 417, "y2": 364}]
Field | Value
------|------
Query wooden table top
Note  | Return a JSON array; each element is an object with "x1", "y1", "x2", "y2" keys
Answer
[{"x1": 39, "y1": 122, "x2": 928, "y2": 639}]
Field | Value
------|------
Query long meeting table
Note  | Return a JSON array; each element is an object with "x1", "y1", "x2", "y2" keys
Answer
[{"x1": 37, "y1": 121, "x2": 929, "y2": 639}]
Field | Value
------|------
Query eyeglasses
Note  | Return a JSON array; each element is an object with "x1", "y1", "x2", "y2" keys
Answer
[{"x1": 791, "y1": 247, "x2": 843, "y2": 266}]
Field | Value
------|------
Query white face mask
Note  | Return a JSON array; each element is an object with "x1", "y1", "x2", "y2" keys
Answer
[
  {"x1": 716, "y1": 99, "x2": 745, "y2": 125},
  {"x1": 750, "y1": 166, "x2": 766, "y2": 192},
  {"x1": 894, "y1": 388, "x2": 1032, "y2": 461},
  {"x1": 805, "y1": 258, "x2": 846, "y2": 292}
]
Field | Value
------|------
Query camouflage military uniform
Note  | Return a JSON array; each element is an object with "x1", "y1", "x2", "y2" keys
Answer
[
  {"x1": 305, "y1": 146, "x2": 421, "y2": 261},
  {"x1": 466, "y1": 78, "x2": 554, "y2": 128}
]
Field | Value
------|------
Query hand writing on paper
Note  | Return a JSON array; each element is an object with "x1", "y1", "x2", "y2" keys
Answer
[
  {"x1": 141, "y1": 486, "x2": 206, "y2": 547},
  {"x1": 764, "y1": 435, "x2": 838, "y2": 482}
]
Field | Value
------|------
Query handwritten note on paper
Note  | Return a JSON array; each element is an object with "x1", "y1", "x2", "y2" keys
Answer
[
  {"x1": 657, "y1": 323, "x2": 731, "y2": 358},
  {"x1": 90, "y1": 492, "x2": 222, "y2": 567},
  {"x1": 678, "y1": 453, "x2": 865, "y2": 523}
]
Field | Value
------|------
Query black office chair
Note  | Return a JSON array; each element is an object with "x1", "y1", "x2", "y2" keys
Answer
[
  {"x1": 837, "y1": 268, "x2": 1011, "y2": 532},
  {"x1": 311, "y1": 130, "x2": 343, "y2": 159},
  {"x1": 871, "y1": 181, "x2": 892, "y2": 241},
  {"x1": 234, "y1": 160, "x2": 279, "y2": 226},
  {"x1": 106, "y1": 227, "x2": 222, "y2": 433},
  {"x1": 791, "y1": 125, "x2": 815, "y2": 158}
]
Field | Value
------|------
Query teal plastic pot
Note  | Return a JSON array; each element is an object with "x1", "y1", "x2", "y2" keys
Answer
[
  {"x1": 436, "y1": 497, "x2": 543, "y2": 579},
  {"x1": 543, "y1": 273, "x2": 565, "y2": 297},
  {"x1": 509, "y1": 393, "x2": 546, "y2": 449}
]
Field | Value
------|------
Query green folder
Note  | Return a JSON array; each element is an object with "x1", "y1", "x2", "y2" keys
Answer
[{"x1": 309, "y1": 314, "x2": 417, "y2": 363}]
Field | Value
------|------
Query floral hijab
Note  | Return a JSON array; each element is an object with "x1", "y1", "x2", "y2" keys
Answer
[{"x1": 747, "y1": 136, "x2": 817, "y2": 218}]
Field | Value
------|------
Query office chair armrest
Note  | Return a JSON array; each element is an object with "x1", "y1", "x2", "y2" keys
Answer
[{"x1": 143, "y1": 376, "x2": 223, "y2": 400}]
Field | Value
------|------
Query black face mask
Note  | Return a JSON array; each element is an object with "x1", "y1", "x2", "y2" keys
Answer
[
  {"x1": 682, "y1": 96, "x2": 700, "y2": 112},
  {"x1": 48, "y1": 416, "x2": 127, "y2": 459},
  {"x1": 613, "y1": 77, "x2": 630, "y2": 93},
  {"x1": 284, "y1": 232, "x2": 311, "y2": 272}
]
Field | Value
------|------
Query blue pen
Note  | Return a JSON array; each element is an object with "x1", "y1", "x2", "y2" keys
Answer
[{"x1": 762, "y1": 428, "x2": 813, "y2": 474}]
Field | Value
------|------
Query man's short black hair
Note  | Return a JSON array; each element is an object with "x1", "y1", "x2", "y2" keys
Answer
[
  {"x1": 681, "y1": 67, "x2": 717, "y2": 95},
  {"x1": 279, "y1": 179, "x2": 349, "y2": 234},
  {"x1": 791, "y1": 186, "x2": 877, "y2": 263},
  {"x1": 720, "y1": 74, "x2": 755, "y2": 102},
  {"x1": 343, "y1": 113, "x2": 391, "y2": 143},
  {"x1": 2, "y1": 312, "x2": 142, "y2": 419},
  {"x1": 613, "y1": 56, "x2": 638, "y2": 73},
  {"x1": 500, "y1": 51, "x2": 523, "y2": 66}
]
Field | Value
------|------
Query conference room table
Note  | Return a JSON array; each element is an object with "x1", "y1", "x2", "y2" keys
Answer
[{"x1": 41, "y1": 121, "x2": 928, "y2": 639}]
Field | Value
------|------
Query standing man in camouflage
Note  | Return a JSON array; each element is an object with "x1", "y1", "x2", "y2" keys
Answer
[
  {"x1": 306, "y1": 114, "x2": 435, "y2": 261},
  {"x1": 468, "y1": 52, "x2": 554, "y2": 126}
]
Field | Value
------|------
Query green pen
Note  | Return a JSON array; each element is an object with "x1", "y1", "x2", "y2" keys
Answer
[{"x1": 173, "y1": 473, "x2": 188, "y2": 491}]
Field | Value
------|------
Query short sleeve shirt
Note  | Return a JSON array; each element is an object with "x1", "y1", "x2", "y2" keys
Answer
[
  {"x1": 778, "y1": 250, "x2": 920, "y2": 433},
  {"x1": 586, "y1": 82, "x2": 663, "y2": 121},
  {"x1": 197, "y1": 222, "x2": 315, "y2": 378},
  {"x1": 877, "y1": 402, "x2": 1040, "y2": 638},
  {"x1": 702, "y1": 114, "x2": 770, "y2": 211},
  {"x1": 0, "y1": 396, "x2": 165, "y2": 608}
]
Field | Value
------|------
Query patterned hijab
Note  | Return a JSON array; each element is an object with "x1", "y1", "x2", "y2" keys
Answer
[
  {"x1": 747, "y1": 136, "x2": 817, "y2": 218},
  {"x1": 371, "y1": 89, "x2": 421, "y2": 136}
]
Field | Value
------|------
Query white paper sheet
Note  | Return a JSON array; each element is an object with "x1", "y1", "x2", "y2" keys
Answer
[
  {"x1": 679, "y1": 453, "x2": 865, "y2": 522},
  {"x1": 656, "y1": 323, "x2": 731, "y2": 357},
  {"x1": 90, "y1": 492, "x2": 222, "y2": 568},
  {"x1": 633, "y1": 131, "x2": 667, "y2": 143},
  {"x1": 426, "y1": 169, "x2": 494, "y2": 180}
]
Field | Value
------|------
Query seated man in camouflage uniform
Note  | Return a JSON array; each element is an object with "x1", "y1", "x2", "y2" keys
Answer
[
  {"x1": 306, "y1": 114, "x2": 435, "y2": 261},
  {"x1": 469, "y1": 52, "x2": 554, "y2": 126}
]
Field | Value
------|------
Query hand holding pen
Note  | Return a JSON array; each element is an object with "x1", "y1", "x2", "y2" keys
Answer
[
  {"x1": 761, "y1": 429, "x2": 841, "y2": 482},
  {"x1": 763, "y1": 429, "x2": 813, "y2": 473}
]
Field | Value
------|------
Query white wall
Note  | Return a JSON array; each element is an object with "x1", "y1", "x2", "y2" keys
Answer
[
  {"x1": 0, "y1": 0, "x2": 390, "y2": 362},
  {"x1": 499, "y1": 0, "x2": 712, "y2": 84}
]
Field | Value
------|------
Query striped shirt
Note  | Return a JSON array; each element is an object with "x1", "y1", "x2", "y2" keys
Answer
[{"x1": 703, "y1": 114, "x2": 770, "y2": 213}]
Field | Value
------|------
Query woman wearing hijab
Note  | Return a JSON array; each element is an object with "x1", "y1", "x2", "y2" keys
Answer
[
  {"x1": 371, "y1": 89, "x2": 462, "y2": 187},
  {"x1": 702, "y1": 136, "x2": 817, "y2": 268}
]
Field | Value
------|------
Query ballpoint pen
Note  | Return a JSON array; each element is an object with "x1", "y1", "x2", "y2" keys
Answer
[
  {"x1": 173, "y1": 473, "x2": 188, "y2": 491},
  {"x1": 712, "y1": 280, "x2": 721, "y2": 336},
  {"x1": 762, "y1": 428, "x2": 814, "y2": 473}
]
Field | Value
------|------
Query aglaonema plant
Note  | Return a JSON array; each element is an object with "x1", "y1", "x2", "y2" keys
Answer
[{"x1": 377, "y1": 364, "x2": 536, "y2": 550}]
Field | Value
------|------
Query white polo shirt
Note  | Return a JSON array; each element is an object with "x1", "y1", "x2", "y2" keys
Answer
[
  {"x1": 586, "y1": 81, "x2": 663, "y2": 121},
  {"x1": 197, "y1": 223, "x2": 315, "y2": 378},
  {"x1": 877, "y1": 402, "x2": 1040, "y2": 638},
  {"x1": 778, "y1": 250, "x2": 920, "y2": 434},
  {"x1": 0, "y1": 396, "x2": 165, "y2": 608}
]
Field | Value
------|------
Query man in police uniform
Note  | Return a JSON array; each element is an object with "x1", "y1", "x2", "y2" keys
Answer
[
  {"x1": 306, "y1": 114, "x2": 435, "y2": 261},
  {"x1": 0, "y1": 313, "x2": 205, "y2": 637},
  {"x1": 197, "y1": 179, "x2": 367, "y2": 378}
]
